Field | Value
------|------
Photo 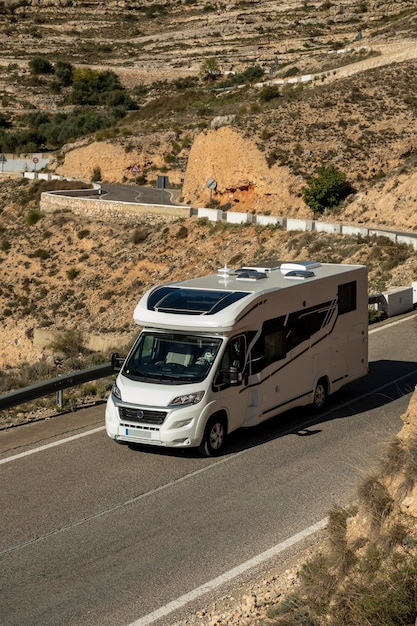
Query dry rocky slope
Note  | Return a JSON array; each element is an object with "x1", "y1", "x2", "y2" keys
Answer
[
  {"x1": 1, "y1": 2, "x2": 417, "y2": 622},
  {"x1": 1, "y1": 0, "x2": 417, "y2": 372}
]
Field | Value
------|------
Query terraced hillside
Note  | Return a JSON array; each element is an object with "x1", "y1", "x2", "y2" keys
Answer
[{"x1": 1, "y1": 0, "x2": 417, "y2": 371}]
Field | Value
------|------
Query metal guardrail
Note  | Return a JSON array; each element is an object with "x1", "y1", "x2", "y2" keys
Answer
[
  {"x1": 1, "y1": 300, "x2": 415, "y2": 414},
  {"x1": 0, "y1": 363, "x2": 114, "y2": 411}
]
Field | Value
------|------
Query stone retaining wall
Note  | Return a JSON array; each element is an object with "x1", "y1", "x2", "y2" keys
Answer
[{"x1": 40, "y1": 192, "x2": 191, "y2": 223}]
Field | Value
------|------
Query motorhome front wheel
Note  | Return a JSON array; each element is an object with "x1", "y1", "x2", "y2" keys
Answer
[{"x1": 199, "y1": 415, "x2": 227, "y2": 457}]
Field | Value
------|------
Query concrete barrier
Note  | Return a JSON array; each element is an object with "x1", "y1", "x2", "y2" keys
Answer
[
  {"x1": 287, "y1": 218, "x2": 313, "y2": 232},
  {"x1": 40, "y1": 192, "x2": 191, "y2": 222},
  {"x1": 315, "y1": 221, "x2": 342, "y2": 234},
  {"x1": 225, "y1": 211, "x2": 252, "y2": 224},
  {"x1": 256, "y1": 214, "x2": 282, "y2": 226},
  {"x1": 397, "y1": 234, "x2": 417, "y2": 251},
  {"x1": 341, "y1": 224, "x2": 369, "y2": 237},
  {"x1": 39, "y1": 189, "x2": 417, "y2": 254},
  {"x1": 368, "y1": 228, "x2": 396, "y2": 242},
  {"x1": 196, "y1": 207, "x2": 223, "y2": 221},
  {"x1": 382, "y1": 287, "x2": 413, "y2": 317}
]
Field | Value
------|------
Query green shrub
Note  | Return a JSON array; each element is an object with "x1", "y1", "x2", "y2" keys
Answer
[
  {"x1": 66, "y1": 267, "x2": 80, "y2": 280},
  {"x1": 26, "y1": 210, "x2": 42, "y2": 226},
  {"x1": 48, "y1": 329, "x2": 87, "y2": 358},
  {"x1": 200, "y1": 57, "x2": 220, "y2": 81},
  {"x1": 29, "y1": 56, "x2": 54, "y2": 75},
  {"x1": 33, "y1": 248, "x2": 49, "y2": 259},
  {"x1": 259, "y1": 85, "x2": 280, "y2": 102},
  {"x1": 302, "y1": 165, "x2": 354, "y2": 214},
  {"x1": 54, "y1": 60, "x2": 73, "y2": 87},
  {"x1": 91, "y1": 166, "x2": 101, "y2": 182}
]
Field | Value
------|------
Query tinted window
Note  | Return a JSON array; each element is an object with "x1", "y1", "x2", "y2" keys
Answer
[
  {"x1": 286, "y1": 301, "x2": 334, "y2": 349},
  {"x1": 251, "y1": 316, "x2": 286, "y2": 372},
  {"x1": 147, "y1": 287, "x2": 249, "y2": 315},
  {"x1": 338, "y1": 281, "x2": 357, "y2": 314}
]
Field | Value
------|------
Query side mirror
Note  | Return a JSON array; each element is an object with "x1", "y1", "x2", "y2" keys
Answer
[
  {"x1": 221, "y1": 366, "x2": 240, "y2": 385},
  {"x1": 111, "y1": 352, "x2": 125, "y2": 372}
]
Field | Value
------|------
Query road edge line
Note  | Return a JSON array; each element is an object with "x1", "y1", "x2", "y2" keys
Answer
[{"x1": 128, "y1": 518, "x2": 328, "y2": 626}]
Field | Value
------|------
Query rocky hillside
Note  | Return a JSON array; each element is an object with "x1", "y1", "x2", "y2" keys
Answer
[
  {"x1": 1, "y1": 2, "x2": 417, "y2": 623},
  {"x1": 0, "y1": 178, "x2": 416, "y2": 372},
  {"x1": 1, "y1": 2, "x2": 417, "y2": 371}
]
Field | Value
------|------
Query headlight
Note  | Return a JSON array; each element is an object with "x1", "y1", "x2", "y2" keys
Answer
[
  {"x1": 112, "y1": 381, "x2": 122, "y2": 400},
  {"x1": 170, "y1": 390, "x2": 205, "y2": 406}
]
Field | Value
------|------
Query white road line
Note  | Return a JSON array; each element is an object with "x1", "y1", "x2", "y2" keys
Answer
[
  {"x1": 127, "y1": 518, "x2": 328, "y2": 626},
  {"x1": 1, "y1": 453, "x2": 246, "y2": 556},
  {"x1": 0, "y1": 426, "x2": 105, "y2": 465},
  {"x1": 368, "y1": 312, "x2": 417, "y2": 333}
]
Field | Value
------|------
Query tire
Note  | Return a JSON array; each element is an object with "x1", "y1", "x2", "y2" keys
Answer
[
  {"x1": 313, "y1": 378, "x2": 327, "y2": 411},
  {"x1": 198, "y1": 415, "x2": 227, "y2": 457}
]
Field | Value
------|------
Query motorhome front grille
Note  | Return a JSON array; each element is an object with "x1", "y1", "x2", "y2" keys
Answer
[{"x1": 119, "y1": 406, "x2": 167, "y2": 425}]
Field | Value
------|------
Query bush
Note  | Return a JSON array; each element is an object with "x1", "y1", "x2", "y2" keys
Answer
[
  {"x1": 29, "y1": 56, "x2": 54, "y2": 75},
  {"x1": 33, "y1": 248, "x2": 49, "y2": 260},
  {"x1": 259, "y1": 85, "x2": 280, "y2": 102},
  {"x1": 302, "y1": 165, "x2": 354, "y2": 214},
  {"x1": 66, "y1": 267, "x2": 80, "y2": 280},
  {"x1": 48, "y1": 329, "x2": 87, "y2": 358},
  {"x1": 91, "y1": 166, "x2": 102, "y2": 182},
  {"x1": 26, "y1": 210, "x2": 42, "y2": 226},
  {"x1": 54, "y1": 60, "x2": 73, "y2": 87}
]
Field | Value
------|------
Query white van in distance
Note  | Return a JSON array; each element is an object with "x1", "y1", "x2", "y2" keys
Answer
[{"x1": 105, "y1": 260, "x2": 368, "y2": 456}]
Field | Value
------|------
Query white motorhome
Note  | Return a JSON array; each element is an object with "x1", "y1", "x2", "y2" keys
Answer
[{"x1": 105, "y1": 260, "x2": 368, "y2": 456}]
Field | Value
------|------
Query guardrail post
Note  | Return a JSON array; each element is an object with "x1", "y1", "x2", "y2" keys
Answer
[
  {"x1": 56, "y1": 388, "x2": 63, "y2": 409},
  {"x1": 56, "y1": 373, "x2": 63, "y2": 408}
]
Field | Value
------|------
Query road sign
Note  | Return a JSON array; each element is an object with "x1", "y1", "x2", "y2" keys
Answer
[
  {"x1": 157, "y1": 175, "x2": 169, "y2": 189},
  {"x1": 33, "y1": 157, "x2": 39, "y2": 164},
  {"x1": 132, "y1": 163, "x2": 140, "y2": 173}
]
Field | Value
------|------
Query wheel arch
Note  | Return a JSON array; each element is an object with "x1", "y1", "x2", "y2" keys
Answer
[
  {"x1": 195, "y1": 404, "x2": 229, "y2": 443},
  {"x1": 313, "y1": 373, "x2": 331, "y2": 396},
  {"x1": 198, "y1": 410, "x2": 229, "y2": 457}
]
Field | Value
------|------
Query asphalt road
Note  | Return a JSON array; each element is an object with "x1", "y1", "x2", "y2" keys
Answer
[
  {"x1": 55, "y1": 183, "x2": 183, "y2": 207},
  {"x1": 100, "y1": 183, "x2": 182, "y2": 206},
  {"x1": 1, "y1": 314, "x2": 417, "y2": 626}
]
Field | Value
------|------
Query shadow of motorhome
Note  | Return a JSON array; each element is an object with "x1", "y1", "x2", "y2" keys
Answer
[
  {"x1": 126, "y1": 359, "x2": 417, "y2": 459},
  {"x1": 227, "y1": 358, "x2": 417, "y2": 454}
]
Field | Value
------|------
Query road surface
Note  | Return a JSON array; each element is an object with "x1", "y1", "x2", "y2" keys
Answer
[{"x1": 1, "y1": 314, "x2": 417, "y2": 626}]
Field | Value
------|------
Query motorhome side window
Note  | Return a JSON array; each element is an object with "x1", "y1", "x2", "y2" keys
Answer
[
  {"x1": 286, "y1": 301, "x2": 333, "y2": 350},
  {"x1": 220, "y1": 335, "x2": 246, "y2": 372},
  {"x1": 251, "y1": 316, "x2": 286, "y2": 373},
  {"x1": 338, "y1": 281, "x2": 357, "y2": 314}
]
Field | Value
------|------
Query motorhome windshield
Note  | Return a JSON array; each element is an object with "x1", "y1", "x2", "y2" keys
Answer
[{"x1": 122, "y1": 332, "x2": 222, "y2": 384}]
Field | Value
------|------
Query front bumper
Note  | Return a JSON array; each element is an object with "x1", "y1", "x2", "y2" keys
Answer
[{"x1": 105, "y1": 397, "x2": 202, "y2": 449}]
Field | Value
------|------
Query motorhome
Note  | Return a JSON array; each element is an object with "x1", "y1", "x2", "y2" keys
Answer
[{"x1": 105, "y1": 260, "x2": 368, "y2": 456}]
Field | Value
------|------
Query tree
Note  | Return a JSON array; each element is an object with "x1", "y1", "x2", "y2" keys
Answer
[
  {"x1": 302, "y1": 164, "x2": 354, "y2": 214},
  {"x1": 200, "y1": 57, "x2": 220, "y2": 82},
  {"x1": 29, "y1": 56, "x2": 54, "y2": 76},
  {"x1": 54, "y1": 60, "x2": 73, "y2": 86}
]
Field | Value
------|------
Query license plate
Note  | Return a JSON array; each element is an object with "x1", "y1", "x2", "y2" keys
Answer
[{"x1": 124, "y1": 427, "x2": 151, "y2": 439}]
